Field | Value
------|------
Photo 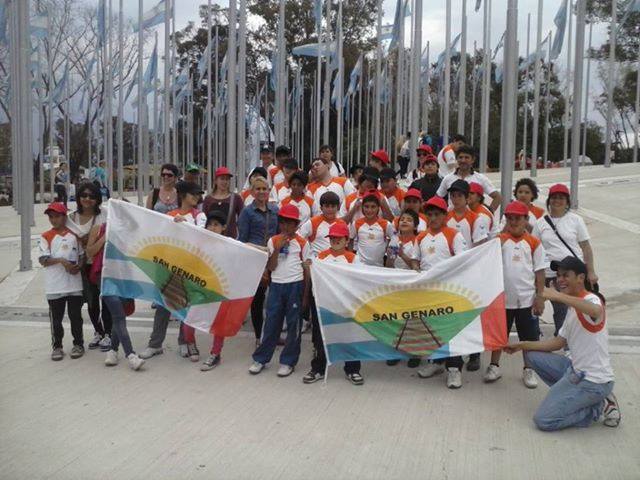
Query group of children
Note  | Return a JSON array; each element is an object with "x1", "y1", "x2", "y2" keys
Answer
[{"x1": 39, "y1": 138, "x2": 620, "y2": 431}]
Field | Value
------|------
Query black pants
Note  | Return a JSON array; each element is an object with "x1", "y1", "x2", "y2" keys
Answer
[
  {"x1": 398, "y1": 156, "x2": 410, "y2": 178},
  {"x1": 309, "y1": 295, "x2": 360, "y2": 374},
  {"x1": 434, "y1": 356, "x2": 464, "y2": 370},
  {"x1": 83, "y1": 269, "x2": 112, "y2": 336},
  {"x1": 54, "y1": 184, "x2": 67, "y2": 206},
  {"x1": 251, "y1": 283, "x2": 268, "y2": 340},
  {"x1": 506, "y1": 307, "x2": 540, "y2": 341},
  {"x1": 48, "y1": 296, "x2": 84, "y2": 348}
]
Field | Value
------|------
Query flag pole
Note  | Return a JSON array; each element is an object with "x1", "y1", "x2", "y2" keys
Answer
[
  {"x1": 227, "y1": 0, "x2": 237, "y2": 177},
  {"x1": 37, "y1": 43, "x2": 44, "y2": 204},
  {"x1": 163, "y1": 0, "x2": 171, "y2": 167},
  {"x1": 374, "y1": 0, "x2": 382, "y2": 148},
  {"x1": 409, "y1": 0, "x2": 422, "y2": 172},
  {"x1": 137, "y1": 0, "x2": 144, "y2": 205},
  {"x1": 530, "y1": 0, "x2": 543, "y2": 176},
  {"x1": 394, "y1": 1, "x2": 405, "y2": 160},
  {"x1": 322, "y1": 0, "x2": 331, "y2": 145},
  {"x1": 570, "y1": 0, "x2": 586, "y2": 207},
  {"x1": 336, "y1": 0, "x2": 344, "y2": 164},
  {"x1": 633, "y1": 56, "x2": 639, "y2": 163},
  {"x1": 479, "y1": 0, "x2": 491, "y2": 172},
  {"x1": 118, "y1": 0, "x2": 124, "y2": 195},
  {"x1": 423, "y1": 41, "x2": 430, "y2": 136},
  {"x1": 521, "y1": 13, "x2": 530, "y2": 171},
  {"x1": 470, "y1": 40, "x2": 477, "y2": 144},
  {"x1": 47, "y1": 13, "x2": 55, "y2": 201},
  {"x1": 543, "y1": 31, "x2": 553, "y2": 167},
  {"x1": 443, "y1": 0, "x2": 452, "y2": 144},
  {"x1": 357, "y1": 64, "x2": 363, "y2": 165},
  {"x1": 562, "y1": 4, "x2": 573, "y2": 167},
  {"x1": 580, "y1": 21, "x2": 592, "y2": 162},
  {"x1": 206, "y1": 0, "x2": 212, "y2": 190},
  {"x1": 105, "y1": 0, "x2": 113, "y2": 193},
  {"x1": 603, "y1": 0, "x2": 616, "y2": 168},
  {"x1": 457, "y1": 0, "x2": 467, "y2": 135},
  {"x1": 315, "y1": 3, "x2": 322, "y2": 155}
]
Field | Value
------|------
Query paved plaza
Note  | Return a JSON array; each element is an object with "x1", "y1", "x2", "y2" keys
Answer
[{"x1": 0, "y1": 164, "x2": 639, "y2": 479}]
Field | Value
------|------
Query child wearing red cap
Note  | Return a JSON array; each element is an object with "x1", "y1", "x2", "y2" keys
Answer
[
  {"x1": 484, "y1": 201, "x2": 548, "y2": 388},
  {"x1": 369, "y1": 149, "x2": 390, "y2": 171},
  {"x1": 343, "y1": 173, "x2": 394, "y2": 224},
  {"x1": 446, "y1": 179, "x2": 489, "y2": 247},
  {"x1": 39, "y1": 203, "x2": 86, "y2": 361},
  {"x1": 249, "y1": 204, "x2": 311, "y2": 377},
  {"x1": 467, "y1": 182, "x2": 497, "y2": 239},
  {"x1": 303, "y1": 222, "x2": 364, "y2": 385},
  {"x1": 349, "y1": 191, "x2": 395, "y2": 266}
]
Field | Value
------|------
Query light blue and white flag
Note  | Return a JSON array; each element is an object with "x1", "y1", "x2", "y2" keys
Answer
[
  {"x1": 133, "y1": 0, "x2": 166, "y2": 33},
  {"x1": 550, "y1": 0, "x2": 568, "y2": 60},
  {"x1": 347, "y1": 54, "x2": 363, "y2": 95},
  {"x1": 48, "y1": 62, "x2": 69, "y2": 104},
  {"x1": 492, "y1": 30, "x2": 506, "y2": 60},
  {"x1": 314, "y1": 0, "x2": 322, "y2": 31},
  {"x1": 291, "y1": 41, "x2": 336, "y2": 58},
  {"x1": 435, "y1": 33, "x2": 462, "y2": 74},
  {"x1": 197, "y1": 43, "x2": 210, "y2": 84},
  {"x1": 143, "y1": 38, "x2": 158, "y2": 96}
]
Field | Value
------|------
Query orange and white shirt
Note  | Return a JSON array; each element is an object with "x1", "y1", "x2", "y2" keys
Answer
[
  {"x1": 269, "y1": 181, "x2": 291, "y2": 205},
  {"x1": 559, "y1": 292, "x2": 613, "y2": 384},
  {"x1": 437, "y1": 144, "x2": 457, "y2": 174},
  {"x1": 167, "y1": 208, "x2": 207, "y2": 227},
  {"x1": 240, "y1": 189, "x2": 255, "y2": 206},
  {"x1": 415, "y1": 227, "x2": 467, "y2": 271},
  {"x1": 383, "y1": 187, "x2": 406, "y2": 217},
  {"x1": 344, "y1": 191, "x2": 392, "y2": 222},
  {"x1": 298, "y1": 215, "x2": 347, "y2": 256},
  {"x1": 499, "y1": 232, "x2": 548, "y2": 309},
  {"x1": 470, "y1": 203, "x2": 497, "y2": 239},
  {"x1": 267, "y1": 233, "x2": 310, "y2": 284},
  {"x1": 281, "y1": 195, "x2": 314, "y2": 225},
  {"x1": 388, "y1": 234, "x2": 419, "y2": 269},
  {"x1": 446, "y1": 209, "x2": 488, "y2": 246},
  {"x1": 307, "y1": 177, "x2": 357, "y2": 216},
  {"x1": 269, "y1": 164, "x2": 285, "y2": 185},
  {"x1": 529, "y1": 204, "x2": 545, "y2": 220},
  {"x1": 316, "y1": 249, "x2": 359, "y2": 264},
  {"x1": 349, "y1": 217, "x2": 394, "y2": 266},
  {"x1": 392, "y1": 213, "x2": 428, "y2": 233},
  {"x1": 38, "y1": 228, "x2": 84, "y2": 296}
]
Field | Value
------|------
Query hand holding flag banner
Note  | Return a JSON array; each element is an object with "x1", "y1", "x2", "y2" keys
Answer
[
  {"x1": 101, "y1": 200, "x2": 268, "y2": 337},
  {"x1": 311, "y1": 240, "x2": 507, "y2": 366}
]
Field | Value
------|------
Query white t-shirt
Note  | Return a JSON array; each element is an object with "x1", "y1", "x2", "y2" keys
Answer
[
  {"x1": 499, "y1": 232, "x2": 548, "y2": 309},
  {"x1": 437, "y1": 144, "x2": 457, "y2": 174},
  {"x1": 39, "y1": 228, "x2": 84, "y2": 296},
  {"x1": 350, "y1": 217, "x2": 394, "y2": 266},
  {"x1": 446, "y1": 209, "x2": 488, "y2": 246},
  {"x1": 267, "y1": 234, "x2": 310, "y2": 284},
  {"x1": 316, "y1": 249, "x2": 359, "y2": 264},
  {"x1": 66, "y1": 210, "x2": 108, "y2": 239},
  {"x1": 167, "y1": 209, "x2": 206, "y2": 227},
  {"x1": 388, "y1": 235, "x2": 419, "y2": 269},
  {"x1": 308, "y1": 177, "x2": 356, "y2": 216},
  {"x1": 559, "y1": 292, "x2": 614, "y2": 384},
  {"x1": 298, "y1": 216, "x2": 346, "y2": 257},
  {"x1": 281, "y1": 195, "x2": 314, "y2": 225},
  {"x1": 329, "y1": 161, "x2": 346, "y2": 178},
  {"x1": 532, "y1": 212, "x2": 590, "y2": 277},
  {"x1": 436, "y1": 170, "x2": 498, "y2": 200},
  {"x1": 415, "y1": 227, "x2": 468, "y2": 271}
]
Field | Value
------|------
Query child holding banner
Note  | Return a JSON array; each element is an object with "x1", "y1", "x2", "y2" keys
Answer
[
  {"x1": 249, "y1": 205, "x2": 310, "y2": 377},
  {"x1": 349, "y1": 191, "x2": 395, "y2": 267}
]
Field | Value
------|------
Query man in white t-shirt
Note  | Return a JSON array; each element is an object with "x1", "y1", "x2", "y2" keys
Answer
[
  {"x1": 504, "y1": 256, "x2": 620, "y2": 431},
  {"x1": 437, "y1": 134, "x2": 466, "y2": 174}
]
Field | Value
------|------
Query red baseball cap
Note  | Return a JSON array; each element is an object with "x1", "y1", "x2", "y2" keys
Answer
[
  {"x1": 548, "y1": 183, "x2": 569, "y2": 196},
  {"x1": 416, "y1": 145, "x2": 433, "y2": 155},
  {"x1": 424, "y1": 154, "x2": 438, "y2": 164},
  {"x1": 215, "y1": 166, "x2": 233, "y2": 177},
  {"x1": 370, "y1": 149, "x2": 390, "y2": 165},
  {"x1": 504, "y1": 200, "x2": 529, "y2": 217},
  {"x1": 469, "y1": 182, "x2": 484, "y2": 196},
  {"x1": 404, "y1": 188, "x2": 422, "y2": 200},
  {"x1": 423, "y1": 196, "x2": 448, "y2": 213},
  {"x1": 359, "y1": 188, "x2": 381, "y2": 200},
  {"x1": 44, "y1": 202, "x2": 68, "y2": 216},
  {"x1": 325, "y1": 222, "x2": 349, "y2": 238},
  {"x1": 278, "y1": 204, "x2": 300, "y2": 221}
]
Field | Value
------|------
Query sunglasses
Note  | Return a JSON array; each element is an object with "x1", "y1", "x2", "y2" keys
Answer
[
  {"x1": 417, "y1": 152, "x2": 427, "y2": 157},
  {"x1": 161, "y1": 172, "x2": 175, "y2": 178},
  {"x1": 79, "y1": 193, "x2": 97, "y2": 199}
]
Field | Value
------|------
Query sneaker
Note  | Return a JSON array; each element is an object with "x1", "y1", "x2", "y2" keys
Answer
[
  {"x1": 483, "y1": 364, "x2": 502, "y2": 383},
  {"x1": 277, "y1": 364, "x2": 294, "y2": 377},
  {"x1": 127, "y1": 353, "x2": 145, "y2": 371},
  {"x1": 104, "y1": 350, "x2": 119, "y2": 366},
  {"x1": 187, "y1": 343, "x2": 200, "y2": 362},
  {"x1": 602, "y1": 393, "x2": 621, "y2": 427},
  {"x1": 70, "y1": 345, "x2": 85, "y2": 359},
  {"x1": 302, "y1": 370, "x2": 324, "y2": 384},
  {"x1": 88, "y1": 333, "x2": 102, "y2": 349},
  {"x1": 200, "y1": 355, "x2": 221, "y2": 371},
  {"x1": 417, "y1": 362, "x2": 445, "y2": 378},
  {"x1": 446, "y1": 367, "x2": 462, "y2": 389},
  {"x1": 138, "y1": 347, "x2": 163, "y2": 359},
  {"x1": 386, "y1": 359, "x2": 400, "y2": 366},
  {"x1": 249, "y1": 361, "x2": 265, "y2": 375},
  {"x1": 51, "y1": 348, "x2": 64, "y2": 361},
  {"x1": 407, "y1": 358, "x2": 421, "y2": 368},
  {"x1": 346, "y1": 372, "x2": 364, "y2": 385},
  {"x1": 466, "y1": 354, "x2": 481, "y2": 371},
  {"x1": 98, "y1": 335, "x2": 112, "y2": 352},
  {"x1": 178, "y1": 344, "x2": 189, "y2": 358},
  {"x1": 523, "y1": 367, "x2": 538, "y2": 389}
]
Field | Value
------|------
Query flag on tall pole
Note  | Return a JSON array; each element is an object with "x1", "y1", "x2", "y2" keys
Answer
[
  {"x1": 550, "y1": 0, "x2": 568, "y2": 60},
  {"x1": 457, "y1": 0, "x2": 468, "y2": 135},
  {"x1": 133, "y1": 0, "x2": 166, "y2": 32},
  {"x1": 603, "y1": 0, "x2": 617, "y2": 168},
  {"x1": 570, "y1": 0, "x2": 587, "y2": 205},
  {"x1": 530, "y1": 0, "x2": 544, "y2": 177},
  {"x1": 443, "y1": 0, "x2": 452, "y2": 144}
]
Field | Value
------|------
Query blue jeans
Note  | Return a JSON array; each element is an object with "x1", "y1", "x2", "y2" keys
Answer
[
  {"x1": 525, "y1": 351, "x2": 613, "y2": 431},
  {"x1": 253, "y1": 281, "x2": 304, "y2": 367},
  {"x1": 102, "y1": 296, "x2": 135, "y2": 357}
]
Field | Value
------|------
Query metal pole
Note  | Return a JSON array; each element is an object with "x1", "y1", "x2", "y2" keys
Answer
[
  {"x1": 206, "y1": 0, "x2": 212, "y2": 190},
  {"x1": 118, "y1": 0, "x2": 124, "y2": 195},
  {"x1": 227, "y1": 0, "x2": 237, "y2": 177},
  {"x1": 336, "y1": 0, "x2": 344, "y2": 164},
  {"x1": 633, "y1": 56, "x2": 639, "y2": 163},
  {"x1": 137, "y1": 0, "x2": 144, "y2": 205},
  {"x1": 323, "y1": 0, "x2": 331, "y2": 145},
  {"x1": 479, "y1": 0, "x2": 491, "y2": 172},
  {"x1": 394, "y1": 3, "x2": 405, "y2": 159},
  {"x1": 357, "y1": 65, "x2": 363, "y2": 164},
  {"x1": 581, "y1": 21, "x2": 592, "y2": 161},
  {"x1": 374, "y1": 0, "x2": 382, "y2": 148},
  {"x1": 315, "y1": 10, "x2": 322, "y2": 155},
  {"x1": 105, "y1": 0, "x2": 113, "y2": 192},
  {"x1": 163, "y1": 0, "x2": 171, "y2": 167},
  {"x1": 604, "y1": 0, "x2": 616, "y2": 168},
  {"x1": 521, "y1": 14, "x2": 530, "y2": 171},
  {"x1": 570, "y1": 0, "x2": 586, "y2": 208},
  {"x1": 530, "y1": 0, "x2": 543, "y2": 177},
  {"x1": 237, "y1": 0, "x2": 247, "y2": 183},
  {"x1": 423, "y1": 41, "x2": 430, "y2": 136},
  {"x1": 443, "y1": 0, "x2": 452, "y2": 144},
  {"x1": 37, "y1": 42, "x2": 44, "y2": 204},
  {"x1": 457, "y1": 0, "x2": 467, "y2": 134},
  {"x1": 470, "y1": 41, "x2": 477, "y2": 144},
  {"x1": 543, "y1": 31, "x2": 553, "y2": 167},
  {"x1": 410, "y1": 0, "x2": 422, "y2": 171},
  {"x1": 500, "y1": 0, "x2": 518, "y2": 213},
  {"x1": 562, "y1": 5, "x2": 573, "y2": 166},
  {"x1": 48, "y1": 14, "x2": 54, "y2": 201}
]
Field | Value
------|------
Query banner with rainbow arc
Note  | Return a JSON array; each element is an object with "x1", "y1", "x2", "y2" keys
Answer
[
  {"x1": 101, "y1": 200, "x2": 268, "y2": 336},
  {"x1": 311, "y1": 239, "x2": 507, "y2": 364}
]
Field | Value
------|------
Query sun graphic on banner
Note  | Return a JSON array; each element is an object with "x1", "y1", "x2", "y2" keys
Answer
[{"x1": 132, "y1": 236, "x2": 228, "y2": 298}]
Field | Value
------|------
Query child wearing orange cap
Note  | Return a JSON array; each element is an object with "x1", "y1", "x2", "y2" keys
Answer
[
  {"x1": 349, "y1": 191, "x2": 395, "y2": 266},
  {"x1": 39, "y1": 203, "x2": 86, "y2": 361},
  {"x1": 484, "y1": 201, "x2": 548, "y2": 388},
  {"x1": 302, "y1": 222, "x2": 364, "y2": 385},
  {"x1": 249, "y1": 204, "x2": 311, "y2": 377}
]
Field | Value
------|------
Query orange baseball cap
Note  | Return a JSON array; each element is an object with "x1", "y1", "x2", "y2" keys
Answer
[
  {"x1": 278, "y1": 204, "x2": 300, "y2": 221},
  {"x1": 370, "y1": 149, "x2": 390, "y2": 165},
  {"x1": 504, "y1": 201, "x2": 529, "y2": 217},
  {"x1": 44, "y1": 202, "x2": 68, "y2": 215},
  {"x1": 423, "y1": 196, "x2": 448, "y2": 212},
  {"x1": 326, "y1": 222, "x2": 349, "y2": 238}
]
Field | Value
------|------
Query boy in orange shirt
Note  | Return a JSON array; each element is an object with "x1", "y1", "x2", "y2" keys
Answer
[
  {"x1": 303, "y1": 222, "x2": 364, "y2": 385},
  {"x1": 446, "y1": 179, "x2": 488, "y2": 248}
]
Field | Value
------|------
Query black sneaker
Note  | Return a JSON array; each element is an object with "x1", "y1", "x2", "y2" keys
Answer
[
  {"x1": 346, "y1": 372, "x2": 364, "y2": 385},
  {"x1": 407, "y1": 358, "x2": 421, "y2": 368},
  {"x1": 200, "y1": 355, "x2": 221, "y2": 371},
  {"x1": 466, "y1": 354, "x2": 481, "y2": 372},
  {"x1": 70, "y1": 345, "x2": 85, "y2": 359},
  {"x1": 302, "y1": 370, "x2": 324, "y2": 384},
  {"x1": 386, "y1": 359, "x2": 400, "y2": 366},
  {"x1": 88, "y1": 333, "x2": 102, "y2": 350},
  {"x1": 51, "y1": 348, "x2": 64, "y2": 361}
]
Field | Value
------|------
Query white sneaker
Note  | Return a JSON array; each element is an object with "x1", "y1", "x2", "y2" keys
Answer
[
  {"x1": 178, "y1": 344, "x2": 189, "y2": 358},
  {"x1": 127, "y1": 353, "x2": 145, "y2": 371},
  {"x1": 248, "y1": 361, "x2": 265, "y2": 375},
  {"x1": 277, "y1": 364, "x2": 294, "y2": 377},
  {"x1": 483, "y1": 364, "x2": 502, "y2": 383},
  {"x1": 523, "y1": 367, "x2": 538, "y2": 389},
  {"x1": 88, "y1": 332, "x2": 102, "y2": 350},
  {"x1": 417, "y1": 362, "x2": 445, "y2": 378},
  {"x1": 98, "y1": 335, "x2": 112, "y2": 352},
  {"x1": 138, "y1": 347, "x2": 163, "y2": 359},
  {"x1": 104, "y1": 350, "x2": 119, "y2": 366},
  {"x1": 602, "y1": 393, "x2": 621, "y2": 427},
  {"x1": 446, "y1": 368, "x2": 462, "y2": 389}
]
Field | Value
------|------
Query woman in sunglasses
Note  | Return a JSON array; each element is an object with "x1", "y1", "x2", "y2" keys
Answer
[
  {"x1": 67, "y1": 182, "x2": 111, "y2": 351},
  {"x1": 146, "y1": 163, "x2": 179, "y2": 213}
]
